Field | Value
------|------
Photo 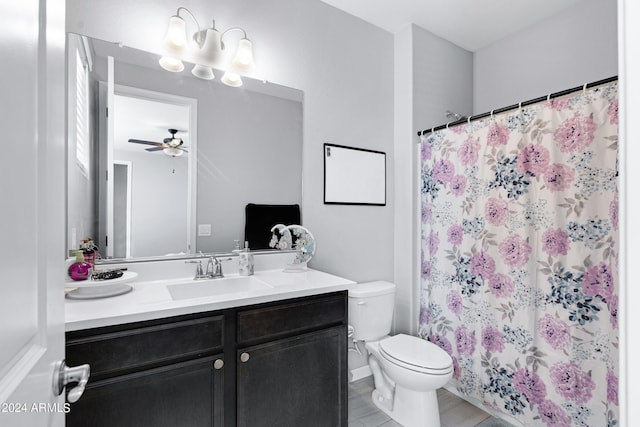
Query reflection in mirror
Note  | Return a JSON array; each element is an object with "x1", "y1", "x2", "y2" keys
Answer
[{"x1": 66, "y1": 33, "x2": 303, "y2": 262}]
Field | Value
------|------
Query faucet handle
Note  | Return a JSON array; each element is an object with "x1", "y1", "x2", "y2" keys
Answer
[{"x1": 185, "y1": 260, "x2": 205, "y2": 279}]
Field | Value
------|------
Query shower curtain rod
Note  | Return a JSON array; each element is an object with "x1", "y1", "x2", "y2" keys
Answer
[{"x1": 417, "y1": 75, "x2": 618, "y2": 137}]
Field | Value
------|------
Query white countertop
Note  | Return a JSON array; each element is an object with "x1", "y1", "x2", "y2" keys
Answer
[{"x1": 65, "y1": 267, "x2": 356, "y2": 331}]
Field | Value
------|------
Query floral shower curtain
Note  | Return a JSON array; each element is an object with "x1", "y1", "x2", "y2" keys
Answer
[{"x1": 419, "y1": 81, "x2": 619, "y2": 427}]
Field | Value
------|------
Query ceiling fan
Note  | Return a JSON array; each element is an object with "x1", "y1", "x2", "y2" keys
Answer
[{"x1": 128, "y1": 128, "x2": 188, "y2": 157}]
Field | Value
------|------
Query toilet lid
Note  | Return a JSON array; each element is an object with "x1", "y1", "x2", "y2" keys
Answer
[{"x1": 379, "y1": 334, "x2": 452, "y2": 372}]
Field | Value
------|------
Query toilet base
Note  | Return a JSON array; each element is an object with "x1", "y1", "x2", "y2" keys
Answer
[{"x1": 371, "y1": 384, "x2": 442, "y2": 427}]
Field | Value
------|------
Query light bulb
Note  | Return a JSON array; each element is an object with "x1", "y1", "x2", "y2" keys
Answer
[
  {"x1": 230, "y1": 38, "x2": 254, "y2": 73},
  {"x1": 192, "y1": 64, "x2": 215, "y2": 80},
  {"x1": 221, "y1": 71, "x2": 243, "y2": 87},
  {"x1": 159, "y1": 56, "x2": 184, "y2": 72},
  {"x1": 162, "y1": 15, "x2": 187, "y2": 56}
]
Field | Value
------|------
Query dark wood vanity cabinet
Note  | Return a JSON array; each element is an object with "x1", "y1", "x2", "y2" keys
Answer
[{"x1": 65, "y1": 291, "x2": 348, "y2": 427}]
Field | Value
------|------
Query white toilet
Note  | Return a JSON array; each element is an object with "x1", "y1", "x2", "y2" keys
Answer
[{"x1": 349, "y1": 281, "x2": 453, "y2": 427}]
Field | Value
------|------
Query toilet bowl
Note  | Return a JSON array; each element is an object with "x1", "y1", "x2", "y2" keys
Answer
[{"x1": 348, "y1": 281, "x2": 453, "y2": 427}]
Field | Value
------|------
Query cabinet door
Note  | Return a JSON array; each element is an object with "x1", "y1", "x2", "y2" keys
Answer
[
  {"x1": 67, "y1": 356, "x2": 224, "y2": 427},
  {"x1": 236, "y1": 326, "x2": 346, "y2": 427}
]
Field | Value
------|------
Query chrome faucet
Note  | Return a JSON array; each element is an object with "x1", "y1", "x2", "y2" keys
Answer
[
  {"x1": 206, "y1": 256, "x2": 224, "y2": 279},
  {"x1": 187, "y1": 256, "x2": 232, "y2": 280},
  {"x1": 186, "y1": 259, "x2": 208, "y2": 280}
]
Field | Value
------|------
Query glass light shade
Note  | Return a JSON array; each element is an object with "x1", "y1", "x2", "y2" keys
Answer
[
  {"x1": 164, "y1": 147, "x2": 184, "y2": 157},
  {"x1": 230, "y1": 38, "x2": 254, "y2": 73},
  {"x1": 221, "y1": 71, "x2": 243, "y2": 87},
  {"x1": 163, "y1": 15, "x2": 187, "y2": 56},
  {"x1": 159, "y1": 56, "x2": 184, "y2": 72},
  {"x1": 191, "y1": 64, "x2": 215, "y2": 80},
  {"x1": 194, "y1": 27, "x2": 222, "y2": 67}
]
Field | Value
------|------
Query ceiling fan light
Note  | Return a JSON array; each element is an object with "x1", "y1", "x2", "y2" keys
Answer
[
  {"x1": 164, "y1": 147, "x2": 184, "y2": 157},
  {"x1": 191, "y1": 64, "x2": 215, "y2": 80},
  {"x1": 221, "y1": 71, "x2": 243, "y2": 87},
  {"x1": 159, "y1": 56, "x2": 184, "y2": 72}
]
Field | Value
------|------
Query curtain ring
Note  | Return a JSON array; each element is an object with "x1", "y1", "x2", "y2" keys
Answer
[
  {"x1": 547, "y1": 93, "x2": 551, "y2": 102},
  {"x1": 467, "y1": 116, "x2": 471, "y2": 124},
  {"x1": 446, "y1": 122, "x2": 450, "y2": 129},
  {"x1": 583, "y1": 82, "x2": 588, "y2": 94},
  {"x1": 431, "y1": 127, "x2": 434, "y2": 134},
  {"x1": 490, "y1": 109, "x2": 494, "y2": 120}
]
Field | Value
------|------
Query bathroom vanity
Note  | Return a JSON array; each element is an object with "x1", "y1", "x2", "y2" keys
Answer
[{"x1": 64, "y1": 257, "x2": 354, "y2": 427}]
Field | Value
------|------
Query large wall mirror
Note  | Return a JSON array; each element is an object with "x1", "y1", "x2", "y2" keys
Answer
[{"x1": 66, "y1": 33, "x2": 303, "y2": 262}]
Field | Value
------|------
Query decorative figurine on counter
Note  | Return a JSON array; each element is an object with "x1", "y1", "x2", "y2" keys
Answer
[{"x1": 269, "y1": 224, "x2": 316, "y2": 272}]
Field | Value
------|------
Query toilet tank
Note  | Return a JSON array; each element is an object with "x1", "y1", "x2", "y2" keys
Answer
[{"x1": 348, "y1": 281, "x2": 396, "y2": 341}]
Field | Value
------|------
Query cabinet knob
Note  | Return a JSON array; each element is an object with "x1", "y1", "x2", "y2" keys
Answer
[
  {"x1": 240, "y1": 352, "x2": 250, "y2": 363},
  {"x1": 213, "y1": 359, "x2": 224, "y2": 370}
]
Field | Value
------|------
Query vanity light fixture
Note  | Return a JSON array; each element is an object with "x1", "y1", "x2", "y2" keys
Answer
[{"x1": 159, "y1": 7, "x2": 256, "y2": 87}]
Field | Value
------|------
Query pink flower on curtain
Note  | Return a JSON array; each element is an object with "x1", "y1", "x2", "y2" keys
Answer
[
  {"x1": 458, "y1": 136, "x2": 480, "y2": 166},
  {"x1": 455, "y1": 326, "x2": 476, "y2": 357},
  {"x1": 450, "y1": 174, "x2": 467, "y2": 196},
  {"x1": 470, "y1": 251, "x2": 496, "y2": 279},
  {"x1": 499, "y1": 235, "x2": 532, "y2": 268},
  {"x1": 446, "y1": 224, "x2": 464, "y2": 246},
  {"x1": 433, "y1": 158, "x2": 456, "y2": 183},
  {"x1": 513, "y1": 367, "x2": 547, "y2": 404},
  {"x1": 421, "y1": 142, "x2": 432, "y2": 161},
  {"x1": 422, "y1": 202, "x2": 432, "y2": 222},
  {"x1": 421, "y1": 256, "x2": 431, "y2": 279},
  {"x1": 610, "y1": 197, "x2": 619, "y2": 230},
  {"x1": 582, "y1": 262, "x2": 614, "y2": 301},
  {"x1": 544, "y1": 163, "x2": 576, "y2": 192},
  {"x1": 538, "y1": 314, "x2": 571, "y2": 350},
  {"x1": 610, "y1": 296, "x2": 619, "y2": 329},
  {"x1": 452, "y1": 357, "x2": 461, "y2": 380},
  {"x1": 485, "y1": 197, "x2": 509, "y2": 226},
  {"x1": 419, "y1": 304, "x2": 430, "y2": 326},
  {"x1": 488, "y1": 273, "x2": 515, "y2": 298},
  {"x1": 550, "y1": 362, "x2": 595, "y2": 403},
  {"x1": 428, "y1": 230, "x2": 440, "y2": 256},
  {"x1": 607, "y1": 370, "x2": 619, "y2": 405},
  {"x1": 609, "y1": 98, "x2": 619, "y2": 125},
  {"x1": 547, "y1": 98, "x2": 571, "y2": 111},
  {"x1": 537, "y1": 399, "x2": 571, "y2": 427},
  {"x1": 541, "y1": 228, "x2": 571, "y2": 257},
  {"x1": 446, "y1": 291, "x2": 462, "y2": 316},
  {"x1": 430, "y1": 333, "x2": 453, "y2": 354},
  {"x1": 516, "y1": 144, "x2": 550, "y2": 176},
  {"x1": 487, "y1": 122, "x2": 510, "y2": 147},
  {"x1": 553, "y1": 113, "x2": 597, "y2": 153},
  {"x1": 481, "y1": 327, "x2": 505, "y2": 353}
]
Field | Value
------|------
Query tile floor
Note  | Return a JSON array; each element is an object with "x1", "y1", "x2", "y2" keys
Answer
[{"x1": 348, "y1": 376, "x2": 514, "y2": 427}]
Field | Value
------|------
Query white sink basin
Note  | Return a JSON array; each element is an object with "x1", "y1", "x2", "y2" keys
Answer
[{"x1": 167, "y1": 276, "x2": 273, "y2": 301}]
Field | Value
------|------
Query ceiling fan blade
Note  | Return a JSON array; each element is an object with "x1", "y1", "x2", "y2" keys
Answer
[
  {"x1": 145, "y1": 147, "x2": 165, "y2": 152},
  {"x1": 129, "y1": 139, "x2": 163, "y2": 146}
]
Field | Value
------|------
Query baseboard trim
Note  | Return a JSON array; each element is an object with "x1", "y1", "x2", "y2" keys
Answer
[{"x1": 350, "y1": 365, "x2": 372, "y2": 382}]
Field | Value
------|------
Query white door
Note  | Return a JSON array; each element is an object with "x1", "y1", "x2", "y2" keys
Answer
[{"x1": 0, "y1": 0, "x2": 68, "y2": 426}]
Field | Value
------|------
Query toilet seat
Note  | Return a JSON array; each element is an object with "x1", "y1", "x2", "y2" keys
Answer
[{"x1": 379, "y1": 334, "x2": 453, "y2": 375}]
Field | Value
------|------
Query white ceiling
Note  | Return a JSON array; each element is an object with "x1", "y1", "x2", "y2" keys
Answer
[
  {"x1": 113, "y1": 95, "x2": 190, "y2": 154},
  {"x1": 319, "y1": 0, "x2": 587, "y2": 51}
]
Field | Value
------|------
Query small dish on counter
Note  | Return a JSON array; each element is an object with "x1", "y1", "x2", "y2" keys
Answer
[{"x1": 66, "y1": 271, "x2": 138, "y2": 300}]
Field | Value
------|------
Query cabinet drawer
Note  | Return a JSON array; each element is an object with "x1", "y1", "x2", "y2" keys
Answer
[
  {"x1": 66, "y1": 315, "x2": 223, "y2": 379},
  {"x1": 237, "y1": 292, "x2": 346, "y2": 345}
]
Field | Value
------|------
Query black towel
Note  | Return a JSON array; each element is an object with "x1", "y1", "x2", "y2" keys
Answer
[{"x1": 244, "y1": 204, "x2": 301, "y2": 250}]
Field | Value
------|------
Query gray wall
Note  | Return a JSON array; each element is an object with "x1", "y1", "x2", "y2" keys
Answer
[
  {"x1": 393, "y1": 25, "x2": 473, "y2": 336},
  {"x1": 473, "y1": 0, "x2": 617, "y2": 113},
  {"x1": 67, "y1": 0, "x2": 395, "y2": 282},
  {"x1": 112, "y1": 150, "x2": 189, "y2": 257}
]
